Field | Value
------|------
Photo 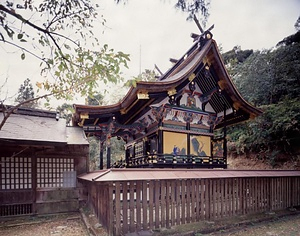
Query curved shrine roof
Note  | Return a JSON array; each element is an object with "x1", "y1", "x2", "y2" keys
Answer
[{"x1": 73, "y1": 32, "x2": 262, "y2": 130}]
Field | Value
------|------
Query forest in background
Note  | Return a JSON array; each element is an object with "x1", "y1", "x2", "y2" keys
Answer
[{"x1": 222, "y1": 29, "x2": 300, "y2": 168}]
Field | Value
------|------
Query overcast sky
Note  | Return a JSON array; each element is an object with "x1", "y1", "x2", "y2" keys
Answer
[
  {"x1": 98, "y1": 0, "x2": 299, "y2": 78},
  {"x1": 0, "y1": 0, "x2": 299, "y2": 105}
]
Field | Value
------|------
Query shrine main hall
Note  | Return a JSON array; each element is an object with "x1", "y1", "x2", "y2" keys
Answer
[{"x1": 73, "y1": 29, "x2": 262, "y2": 169}]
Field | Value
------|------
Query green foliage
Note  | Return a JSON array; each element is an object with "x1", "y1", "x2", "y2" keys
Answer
[
  {"x1": 230, "y1": 50, "x2": 274, "y2": 106},
  {"x1": 175, "y1": 0, "x2": 210, "y2": 23},
  {"x1": 295, "y1": 16, "x2": 300, "y2": 31},
  {"x1": 56, "y1": 103, "x2": 73, "y2": 126},
  {"x1": 228, "y1": 99, "x2": 300, "y2": 154},
  {"x1": 108, "y1": 137, "x2": 126, "y2": 164},
  {"x1": 270, "y1": 43, "x2": 300, "y2": 102},
  {"x1": 1, "y1": 1, "x2": 130, "y2": 103},
  {"x1": 260, "y1": 99, "x2": 300, "y2": 151},
  {"x1": 277, "y1": 31, "x2": 300, "y2": 47},
  {"x1": 124, "y1": 69, "x2": 158, "y2": 87},
  {"x1": 88, "y1": 136, "x2": 100, "y2": 171},
  {"x1": 15, "y1": 78, "x2": 37, "y2": 108},
  {"x1": 39, "y1": 44, "x2": 129, "y2": 101},
  {"x1": 230, "y1": 42, "x2": 300, "y2": 106},
  {"x1": 88, "y1": 136, "x2": 125, "y2": 171},
  {"x1": 225, "y1": 33, "x2": 300, "y2": 165},
  {"x1": 222, "y1": 46, "x2": 253, "y2": 65},
  {"x1": 221, "y1": 46, "x2": 253, "y2": 78},
  {"x1": 223, "y1": 21, "x2": 300, "y2": 166},
  {"x1": 87, "y1": 93, "x2": 104, "y2": 106}
]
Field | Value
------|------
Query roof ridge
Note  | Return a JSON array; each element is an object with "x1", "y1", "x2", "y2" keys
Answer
[{"x1": 92, "y1": 169, "x2": 112, "y2": 181}]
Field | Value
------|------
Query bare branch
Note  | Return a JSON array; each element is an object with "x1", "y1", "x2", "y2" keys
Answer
[
  {"x1": 0, "y1": 4, "x2": 79, "y2": 55},
  {"x1": 0, "y1": 91, "x2": 54, "y2": 130},
  {"x1": 46, "y1": 9, "x2": 89, "y2": 32},
  {"x1": 0, "y1": 39, "x2": 49, "y2": 63}
]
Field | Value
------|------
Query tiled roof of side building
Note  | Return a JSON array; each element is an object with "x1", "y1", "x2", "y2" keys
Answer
[{"x1": 0, "y1": 109, "x2": 88, "y2": 145}]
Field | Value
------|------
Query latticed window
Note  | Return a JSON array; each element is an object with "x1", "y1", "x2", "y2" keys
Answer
[
  {"x1": 0, "y1": 157, "x2": 32, "y2": 190},
  {"x1": 135, "y1": 141, "x2": 144, "y2": 158},
  {"x1": 37, "y1": 158, "x2": 76, "y2": 188}
]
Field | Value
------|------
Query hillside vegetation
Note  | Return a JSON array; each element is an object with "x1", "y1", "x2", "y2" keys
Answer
[{"x1": 222, "y1": 30, "x2": 300, "y2": 168}]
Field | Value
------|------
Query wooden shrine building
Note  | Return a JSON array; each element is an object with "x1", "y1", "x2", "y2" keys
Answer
[
  {"x1": 73, "y1": 30, "x2": 262, "y2": 169},
  {"x1": 0, "y1": 107, "x2": 89, "y2": 217}
]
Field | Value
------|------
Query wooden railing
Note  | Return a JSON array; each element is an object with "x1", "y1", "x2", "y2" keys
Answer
[
  {"x1": 86, "y1": 176, "x2": 300, "y2": 235},
  {"x1": 113, "y1": 154, "x2": 226, "y2": 168}
]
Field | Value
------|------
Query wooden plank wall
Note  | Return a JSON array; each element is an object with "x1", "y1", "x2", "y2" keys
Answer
[{"x1": 89, "y1": 176, "x2": 300, "y2": 236}]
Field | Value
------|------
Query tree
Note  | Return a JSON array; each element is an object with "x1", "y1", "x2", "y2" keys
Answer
[
  {"x1": 175, "y1": 0, "x2": 210, "y2": 23},
  {"x1": 87, "y1": 93, "x2": 104, "y2": 106},
  {"x1": 0, "y1": 0, "x2": 130, "y2": 130},
  {"x1": 225, "y1": 32, "x2": 300, "y2": 165},
  {"x1": 14, "y1": 78, "x2": 37, "y2": 108},
  {"x1": 295, "y1": 16, "x2": 300, "y2": 31},
  {"x1": 56, "y1": 103, "x2": 73, "y2": 126},
  {"x1": 222, "y1": 46, "x2": 253, "y2": 65},
  {"x1": 231, "y1": 50, "x2": 274, "y2": 106},
  {"x1": 124, "y1": 69, "x2": 158, "y2": 87},
  {"x1": 88, "y1": 136, "x2": 100, "y2": 171}
]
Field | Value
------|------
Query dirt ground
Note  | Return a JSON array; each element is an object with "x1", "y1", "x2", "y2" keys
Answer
[
  {"x1": 227, "y1": 153, "x2": 300, "y2": 170},
  {"x1": 0, "y1": 213, "x2": 89, "y2": 236},
  {"x1": 154, "y1": 209, "x2": 300, "y2": 236},
  {"x1": 211, "y1": 213, "x2": 300, "y2": 236},
  {"x1": 0, "y1": 208, "x2": 299, "y2": 236}
]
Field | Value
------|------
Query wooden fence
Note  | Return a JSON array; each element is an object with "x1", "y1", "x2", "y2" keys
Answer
[{"x1": 84, "y1": 175, "x2": 300, "y2": 235}]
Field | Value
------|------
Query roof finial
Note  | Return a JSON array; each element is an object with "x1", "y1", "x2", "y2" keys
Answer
[
  {"x1": 191, "y1": 15, "x2": 215, "y2": 42},
  {"x1": 193, "y1": 14, "x2": 204, "y2": 33}
]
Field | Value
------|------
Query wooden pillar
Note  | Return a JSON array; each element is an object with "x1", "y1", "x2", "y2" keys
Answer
[
  {"x1": 32, "y1": 153, "x2": 37, "y2": 215},
  {"x1": 125, "y1": 148, "x2": 130, "y2": 167},
  {"x1": 107, "y1": 144, "x2": 111, "y2": 169},
  {"x1": 223, "y1": 105, "x2": 227, "y2": 165},
  {"x1": 186, "y1": 122, "x2": 191, "y2": 162},
  {"x1": 224, "y1": 126, "x2": 227, "y2": 163},
  {"x1": 99, "y1": 141, "x2": 104, "y2": 170},
  {"x1": 157, "y1": 119, "x2": 163, "y2": 155},
  {"x1": 210, "y1": 139, "x2": 213, "y2": 163}
]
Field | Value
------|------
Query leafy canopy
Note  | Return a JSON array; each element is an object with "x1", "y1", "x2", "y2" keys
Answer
[
  {"x1": 15, "y1": 78, "x2": 37, "y2": 108},
  {"x1": 225, "y1": 35, "x2": 300, "y2": 162},
  {"x1": 0, "y1": 0, "x2": 130, "y2": 102}
]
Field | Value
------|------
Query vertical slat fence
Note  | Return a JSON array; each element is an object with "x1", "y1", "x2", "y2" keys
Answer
[{"x1": 86, "y1": 176, "x2": 300, "y2": 235}]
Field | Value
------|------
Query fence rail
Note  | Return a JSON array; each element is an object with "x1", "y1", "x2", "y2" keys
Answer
[
  {"x1": 113, "y1": 154, "x2": 227, "y2": 168},
  {"x1": 86, "y1": 176, "x2": 300, "y2": 235}
]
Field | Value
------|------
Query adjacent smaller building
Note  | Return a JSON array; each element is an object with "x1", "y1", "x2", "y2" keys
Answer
[{"x1": 0, "y1": 107, "x2": 89, "y2": 217}]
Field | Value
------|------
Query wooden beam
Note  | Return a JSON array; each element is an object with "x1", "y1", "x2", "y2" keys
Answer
[
  {"x1": 193, "y1": 14, "x2": 204, "y2": 33},
  {"x1": 169, "y1": 58, "x2": 178, "y2": 64},
  {"x1": 154, "y1": 64, "x2": 163, "y2": 76}
]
